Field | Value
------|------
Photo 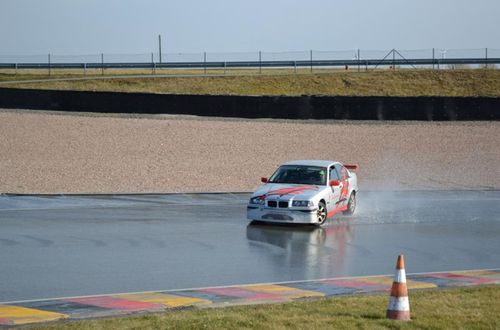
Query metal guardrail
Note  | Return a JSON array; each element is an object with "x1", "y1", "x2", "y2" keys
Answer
[{"x1": 0, "y1": 58, "x2": 498, "y2": 70}]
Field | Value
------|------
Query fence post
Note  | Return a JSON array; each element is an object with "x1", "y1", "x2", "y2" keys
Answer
[
  {"x1": 101, "y1": 53, "x2": 104, "y2": 75},
  {"x1": 259, "y1": 51, "x2": 262, "y2": 74},
  {"x1": 224, "y1": 61, "x2": 226, "y2": 74},
  {"x1": 485, "y1": 48, "x2": 488, "y2": 69},
  {"x1": 310, "y1": 50, "x2": 313, "y2": 73},
  {"x1": 15, "y1": 63, "x2": 18, "y2": 75},
  {"x1": 392, "y1": 49, "x2": 395, "y2": 70},
  {"x1": 432, "y1": 48, "x2": 435, "y2": 70},
  {"x1": 151, "y1": 52, "x2": 154, "y2": 75},
  {"x1": 204, "y1": 51, "x2": 207, "y2": 75},
  {"x1": 83, "y1": 63, "x2": 86, "y2": 75},
  {"x1": 294, "y1": 61, "x2": 297, "y2": 74},
  {"x1": 48, "y1": 53, "x2": 51, "y2": 76},
  {"x1": 357, "y1": 49, "x2": 360, "y2": 72}
]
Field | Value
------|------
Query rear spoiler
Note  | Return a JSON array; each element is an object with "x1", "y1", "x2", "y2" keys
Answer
[{"x1": 345, "y1": 164, "x2": 359, "y2": 173}]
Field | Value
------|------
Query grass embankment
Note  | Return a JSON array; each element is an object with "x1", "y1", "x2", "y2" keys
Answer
[
  {"x1": 31, "y1": 286, "x2": 499, "y2": 330},
  {"x1": 1, "y1": 69, "x2": 500, "y2": 97}
]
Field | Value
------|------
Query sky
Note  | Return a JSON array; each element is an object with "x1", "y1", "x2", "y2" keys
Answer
[{"x1": 0, "y1": 0, "x2": 499, "y2": 56}]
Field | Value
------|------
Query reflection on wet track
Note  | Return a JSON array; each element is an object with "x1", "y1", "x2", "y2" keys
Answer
[
  {"x1": 0, "y1": 191, "x2": 499, "y2": 302},
  {"x1": 247, "y1": 223, "x2": 354, "y2": 280}
]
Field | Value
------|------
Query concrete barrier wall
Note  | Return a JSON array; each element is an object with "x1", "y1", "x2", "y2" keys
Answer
[{"x1": 0, "y1": 87, "x2": 498, "y2": 120}]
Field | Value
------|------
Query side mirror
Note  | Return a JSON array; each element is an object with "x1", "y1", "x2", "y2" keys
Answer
[
  {"x1": 329, "y1": 180, "x2": 340, "y2": 187},
  {"x1": 261, "y1": 177, "x2": 268, "y2": 183}
]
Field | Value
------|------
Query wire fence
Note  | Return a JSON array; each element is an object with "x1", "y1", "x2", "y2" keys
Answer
[{"x1": 0, "y1": 48, "x2": 498, "y2": 73}]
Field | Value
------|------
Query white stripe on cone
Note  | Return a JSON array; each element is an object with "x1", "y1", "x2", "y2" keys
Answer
[
  {"x1": 388, "y1": 296, "x2": 410, "y2": 311},
  {"x1": 395, "y1": 269, "x2": 407, "y2": 283}
]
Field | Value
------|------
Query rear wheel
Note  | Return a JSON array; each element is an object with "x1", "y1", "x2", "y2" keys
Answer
[
  {"x1": 343, "y1": 192, "x2": 356, "y2": 215},
  {"x1": 317, "y1": 201, "x2": 327, "y2": 225}
]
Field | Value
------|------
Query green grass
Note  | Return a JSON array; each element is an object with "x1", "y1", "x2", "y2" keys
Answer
[
  {"x1": 1, "y1": 69, "x2": 500, "y2": 97},
  {"x1": 30, "y1": 286, "x2": 500, "y2": 330}
]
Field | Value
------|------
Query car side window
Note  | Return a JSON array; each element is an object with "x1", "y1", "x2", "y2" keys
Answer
[
  {"x1": 329, "y1": 166, "x2": 340, "y2": 181},
  {"x1": 334, "y1": 164, "x2": 347, "y2": 180}
]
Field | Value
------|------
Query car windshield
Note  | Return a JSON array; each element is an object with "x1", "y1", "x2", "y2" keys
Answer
[{"x1": 268, "y1": 165, "x2": 327, "y2": 185}]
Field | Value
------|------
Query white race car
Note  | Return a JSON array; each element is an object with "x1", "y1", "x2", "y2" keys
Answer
[{"x1": 247, "y1": 160, "x2": 358, "y2": 225}]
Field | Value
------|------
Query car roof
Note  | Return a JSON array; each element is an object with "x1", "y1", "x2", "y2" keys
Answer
[{"x1": 281, "y1": 160, "x2": 338, "y2": 167}]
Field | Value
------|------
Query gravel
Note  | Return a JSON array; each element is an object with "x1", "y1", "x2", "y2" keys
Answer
[{"x1": 1, "y1": 109, "x2": 499, "y2": 194}]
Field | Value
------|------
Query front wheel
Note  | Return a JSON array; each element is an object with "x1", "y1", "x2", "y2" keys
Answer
[
  {"x1": 317, "y1": 201, "x2": 327, "y2": 225},
  {"x1": 343, "y1": 192, "x2": 356, "y2": 215}
]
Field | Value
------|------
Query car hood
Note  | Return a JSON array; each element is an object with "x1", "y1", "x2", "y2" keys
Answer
[{"x1": 252, "y1": 183, "x2": 324, "y2": 200}]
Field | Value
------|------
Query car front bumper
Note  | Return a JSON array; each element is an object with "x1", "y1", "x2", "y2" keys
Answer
[{"x1": 247, "y1": 205, "x2": 319, "y2": 224}]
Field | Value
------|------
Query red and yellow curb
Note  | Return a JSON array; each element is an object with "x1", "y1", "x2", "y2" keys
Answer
[{"x1": 0, "y1": 269, "x2": 498, "y2": 326}]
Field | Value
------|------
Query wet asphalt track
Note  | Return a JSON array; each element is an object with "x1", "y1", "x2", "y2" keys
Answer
[{"x1": 1, "y1": 191, "x2": 499, "y2": 302}]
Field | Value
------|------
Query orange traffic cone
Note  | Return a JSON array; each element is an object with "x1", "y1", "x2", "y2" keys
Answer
[{"x1": 386, "y1": 255, "x2": 410, "y2": 321}]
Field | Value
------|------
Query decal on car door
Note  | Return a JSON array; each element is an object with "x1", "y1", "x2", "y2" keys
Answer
[
  {"x1": 340, "y1": 167, "x2": 350, "y2": 201},
  {"x1": 329, "y1": 167, "x2": 341, "y2": 208}
]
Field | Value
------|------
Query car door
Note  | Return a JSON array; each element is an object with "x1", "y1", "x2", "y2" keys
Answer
[
  {"x1": 335, "y1": 164, "x2": 350, "y2": 206},
  {"x1": 328, "y1": 166, "x2": 342, "y2": 210}
]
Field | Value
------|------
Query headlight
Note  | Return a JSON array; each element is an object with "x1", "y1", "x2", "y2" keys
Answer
[
  {"x1": 250, "y1": 197, "x2": 265, "y2": 205},
  {"x1": 292, "y1": 200, "x2": 314, "y2": 207}
]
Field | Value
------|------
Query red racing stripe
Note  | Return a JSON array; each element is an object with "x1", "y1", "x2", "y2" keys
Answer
[
  {"x1": 327, "y1": 205, "x2": 347, "y2": 217},
  {"x1": 266, "y1": 185, "x2": 318, "y2": 197}
]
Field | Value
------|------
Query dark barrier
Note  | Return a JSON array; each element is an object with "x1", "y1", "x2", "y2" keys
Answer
[{"x1": 0, "y1": 87, "x2": 498, "y2": 120}]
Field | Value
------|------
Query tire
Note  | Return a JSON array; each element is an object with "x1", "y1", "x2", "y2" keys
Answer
[
  {"x1": 343, "y1": 192, "x2": 356, "y2": 215},
  {"x1": 317, "y1": 201, "x2": 327, "y2": 225}
]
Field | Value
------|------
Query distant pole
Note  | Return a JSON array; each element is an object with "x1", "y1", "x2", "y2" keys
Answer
[
  {"x1": 259, "y1": 51, "x2": 262, "y2": 74},
  {"x1": 224, "y1": 61, "x2": 226, "y2": 74},
  {"x1": 294, "y1": 61, "x2": 297, "y2": 74},
  {"x1": 158, "y1": 35, "x2": 162, "y2": 64},
  {"x1": 48, "y1": 53, "x2": 51, "y2": 76},
  {"x1": 101, "y1": 53, "x2": 104, "y2": 75},
  {"x1": 204, "y1": 51, "x2": 207, "y2": 74},
  {"x1": 83, "y1": 63, "x2": 86, "y2": 75},
  {"x1": 15, "y1": 63, "x2": 18, "y2": 75},
  {"x1": 310, "y1": 49, "x2": 313, "y2": 73}
]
